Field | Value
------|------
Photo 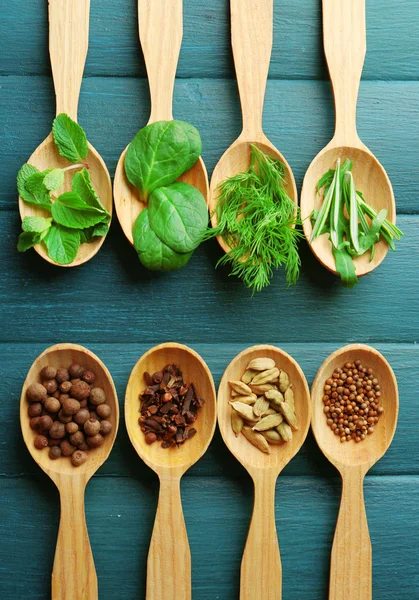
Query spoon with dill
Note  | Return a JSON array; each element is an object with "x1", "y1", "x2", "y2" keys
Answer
[{"x1": 207, "y1": 0, "x2": 300, "y2": 293}]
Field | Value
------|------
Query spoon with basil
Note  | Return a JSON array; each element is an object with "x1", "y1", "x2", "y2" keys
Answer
[{"x1": 114, "y1": 0, "x2": 209, "y2": 272}]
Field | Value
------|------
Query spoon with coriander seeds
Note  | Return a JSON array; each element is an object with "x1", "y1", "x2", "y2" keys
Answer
[
  {"x1": 18, "y1": 0, "x2": 112, "y2": 267},
  {"x1": 20, "y1": 343, "x2": 119, "y2": 600},
  {"x1": 125, "y1": 343, "x2": 216, "y2": 600},
  {"x1": 113, "y1": 0, "x2": 209, "y2": 246},
  {"x1": 218, "y1": 345, "x2": 311, "y2": 600},
  {"x1": 300, "y1": 0, "x2": 398, "y2": 282},
  {"x1": 311, "y1": 344, "x2": 398, "y2": 600},
  {"x1": 208, "y1": 0, "x2": 299, "y2": 293}
]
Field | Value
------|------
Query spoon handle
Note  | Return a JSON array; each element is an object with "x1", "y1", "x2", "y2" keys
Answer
[
  {"x1": 52, "y1": 477, "x2": 97, "y2": 600},
  {"x1": 241, "y1": 472, "x2": 281, "y2": 600},
  {"x1": 330, "y1": 468, "x2": 372, "y2": 600},
  {"x1": 147, "y1": 473, "x2": 191, "y2": 600},
  {"x1": 138, "y1": 0, "x2": 182, "y2": 123},
  {"x1": 322, "y1": 0, "x2": 366, "y2": 145},
  {"x1": 49, "y1": 0, "x2": 90, "y2": 121},
  {"x1": 230, "y1": 0, "x2": 273, "y2": 139}
]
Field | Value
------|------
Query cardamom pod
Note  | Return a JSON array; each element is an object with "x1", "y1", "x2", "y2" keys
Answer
[
  {"x1": 253, "y1": 396, "x2": 270, "y2": 417},
  {"x1": 253, "y1": 413, "x2": 283, "y2": 431},
  {"x1": 284, "y1": 386, "x2": 295, "y2": 410},
  {"x1": 279, "y1": 370, "x2": 290, "y2": 392},
  {"x1": 230, "y1": 401, "x2": 258, "y2": 422},
  {"x1": 277, "y1": 422, "x2": 293, "y2": 442},
  {"x1": 265, "y1": 389, "x2": 285, "y2": 409},
  {"x1": 229, "y1": 380, "x2": 252, "y2": 395},
  {"x1": 231, "y1": 410, "x2": 244, "y2": 437},
  {"x1": 249, "y1": 383, "x2": 277, "y2": 394},
  {"x1": 242, "y1": 426, "x2": 271, "y2": 453},
  {"x1": 262, "y1": 429, "x2": 283, "y2": 444},
  {"x1": 279, "y1": 402, "x2": 298, "y2": 430},
  {"x1": 241, "y1": 369, "x2": 258, "y2": 384},
  {"x1": 251, "y1": 368, "x2": 280, "y2": 385},
  {"x1": 246, "y1": 357, "x2": 276, "y2": 371},
  {"x1": 265, "y1": 407, "x2": 277, "y2": 415},
  {"x1": 231, "y1": 394, "x2": 257, "y2": 405}
]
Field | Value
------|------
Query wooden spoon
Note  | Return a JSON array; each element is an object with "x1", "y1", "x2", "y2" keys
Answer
[
  {"x1": 114, "y1": 0, "x2": 209, "y2": 245},
  {"x1": 209, "y1": 0, "x2": 297, "y2": 254},
  {"x1": 18, "y1": 0, "x2": 112, "y2": 268},
  {"x1": 20, "y1": 343, "x2": 119, "y2": 600},
  {"x1": 311, "y1": 344, "x2": 399, "y2": 600},
  {"x1": 300, "y1": 0, "x2": 396, "y2": 277},
  {"x1": 218, "y1": 345, "x2": 311, "y2": 600},
  {"x1": 125, "y1": 342, "x2": 216, "y2": 600}
]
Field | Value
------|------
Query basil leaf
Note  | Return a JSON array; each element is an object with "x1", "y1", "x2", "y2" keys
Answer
[
  {"x1": 22, "y1": 216, "x2": 52, "y2": 233},
  {"x1": 17, "y1": 231, "x2": 42, "y2": 252},
  {"x1": 44, "y1": 168, "x2": 64, "y2": 191},
  {"x1": 18, "y1": 165, "x2": 52, "y2": 211},
  {"x1": 52, "y1": 193, "x2": 107, "y2": 229},
  {"x1": 45, "y1": 225, "x2": 80, "y2": 265},
  {"x1": 52, "y1": 113, "x2": 88, "y2": 163},
  {"x1": 148, "y1": 181, "x2": 208, "y2": 253},
  {"x1": 125, "y1": 120, "x2": 202, "y2": 198},
  {"x1": 133, "y1": 209, "x2": 192, "y2": 271},
  {"x1": 72, "y1": 168, "x2": 109, "y2": 213},
  {"x1": 333, "y1": 245, "x2": 358, "y2": 288}
]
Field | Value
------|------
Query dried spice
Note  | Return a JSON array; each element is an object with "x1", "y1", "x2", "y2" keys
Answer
[
  {"x1": 323, "y1": 360, "x2": 383, "y2": 442},
  {"x1": 139, "y1": 364, "x2": 204, "y2": 448}
]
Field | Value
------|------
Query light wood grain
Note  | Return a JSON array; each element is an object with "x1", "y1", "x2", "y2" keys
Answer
[
  {"x1": 209, "y1": 0, "x2": 297, "y2": 255},
  {"x1": 20, "y1": 343, "x2": 119, "y2": 600},
  {"x1": 311, "y1": 344, "x2": 399, "y2": 600},
  {"x1": 18, "y1": 0, "x2": 112, "y2": 268},
  {"x1": 125, "y1": 343, "x2": 216, "y2": 600},
  {"x1": 300, "y1": 0, "x2": 396, "y2": 278},
  {"x1": 218, "y1": 345, "x2": 311, "y2": 600},
  {"x1": 113, "y1": 0, "x2": 209, "y2": 246}
]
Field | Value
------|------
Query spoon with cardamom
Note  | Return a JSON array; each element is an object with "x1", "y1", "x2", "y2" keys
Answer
[
  {"x1": 218, "y1": 345, "x2": 311, "y2": 600},
  {"x1": 125, "y1": 342, "x2": 216, "y2": 600},
  {"x1": 311, "y1": 344, "x2": 398, "y2": 600}
]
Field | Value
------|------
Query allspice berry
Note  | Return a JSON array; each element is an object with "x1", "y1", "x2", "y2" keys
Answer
[
  {"x1": 30, "y1": 417, "x2": 41, "y2": 430},
  {"x1": 28, "y1": 403, "x2": 43, "y2": 418},
  {"x1": 48, "y1": 438, "x2": 61, "y2": 447},
  {"x1": 86, "y1": 433, "x2": 104, "y2": 448},
  {"x1": 53, "y1": 390, "x2": 60, "y2": 399},
  {"x1": 82, "y1": 370, "x2": 96, "y2": 385},
  {"x1": 34, "y1": 435, "x2": 49, "y2": 450},
  {"x1": 90, "y1": 387, "x2": 106, "y2": 406},
  {"x1": 41, "y1": 366, "x2": 57, "y2": 380},
  {"x1": 96, "y1": 403, "x2": 111, "y2": 419},
  {"x1": 78, "y1": 442, "x2": 89, "y2": 451},
  {"x1": 71, "y1": 380, "x2": 91, "y2": 401},
  {"x1": 69, "y1": 363, "x2": 84, "y2": 378},
  {"x1": 79, "y1": 400, "x2": 88, "y2": 408},
  {"x1": 69, "y1": 431, "x2": 85, "y2": 446},
  {"x1": 27, "y1": 383, "x2": 47, "y2": 403},
  {"x1": 49, "y1": 421, "x2": 66, "y2": 439},
  {"x1": 44, "y1": 397, "x2": 61, "y2": 413},
  {"x1": 71, "y1": 450, "x2": 88, "y2": 467},
  {"x1": 100, "y1": 420, "x2": 112, "y2": 436},
  {"x1": 84, "y1": 419, "x2": 101, "y2": 436},
  {"x1": 65, "y1": 422, "x2": 79, "y2": 435},
  {"x1": 38, "y1": 415, "x2": 53, "y2": 433},
  {"x1": 59, "y1": 381, "x2": 72, "y2": 394},
  {"x1": 49, "y1": 446, "x2": 61, "y2": 459},
  {"x1": 62, "y1": 398, "x2": 81, "y2": 416},
  {"x1": 74, "y1": 409, "x2": 90, "y2": 425},
  {"x1": 59, "y1": 393, "x2": 70, "y2": 402},
  {"x1": 42, "y1": 379, "x2": 58, "y2": 394},
  {"x1": 56, "y1": 368, "x2": 70, "y2": 383},
  {"x1": 60, "y1": 440, "x2": 76, "y2": 456},
  {"x1": 145, "y1": 432, "x2": 157, "y2": 445},
  {"x1": 58, "y1": 409, "x2": 73, "y2": 424}
]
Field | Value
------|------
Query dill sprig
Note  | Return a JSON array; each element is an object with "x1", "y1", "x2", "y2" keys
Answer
[{"x1": 206, "y1": 144, "x2": 302, "y2": 293}]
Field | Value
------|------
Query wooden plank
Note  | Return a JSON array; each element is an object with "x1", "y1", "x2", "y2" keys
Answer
[
  {"x1": 0, "y1": 476, "x2": 417, "y2": 599},
  {"x1": 1, "y1": 77, "x2": 418, "y2": 212},
  {"x1": 3, "y1": 342, "x2": 418, "y2": 477},
  {"x1": 0, "y1": 0, "x2": 418, "y2": 81}
]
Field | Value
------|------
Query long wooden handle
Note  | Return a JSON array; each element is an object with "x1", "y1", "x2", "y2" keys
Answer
[
  {"x1": 138, "y1": 0, "x2": 182, "y2": 123},
  {"x1": 52, "y1": 478, "x2": 97, "y2": 600},
  {"x1": 147, "y1": 473, "x2": 191, "y2": 600},
  {"x1": 330, "y1": 468, "x2": 372, "y2": 600},
  {"x1": 322, "y1": 0, "x2": 366, "y2": 144},
  {"x1": 230, "y1": 0, "x2": 273, "y2": 138},
  {"x1": 241, "y1": 472, "x2": 281, "y2": 600},
  {"x1": 49, "y1": 0, "x2": 90, "y2": 121}
]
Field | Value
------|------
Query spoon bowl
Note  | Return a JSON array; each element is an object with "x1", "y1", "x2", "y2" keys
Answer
[
  {"x1": 210, "y1": 140, "x2": 297, "y2": 255},
  {"x1": 19, "y1": 135, "x2": 112, "y2": 268}
]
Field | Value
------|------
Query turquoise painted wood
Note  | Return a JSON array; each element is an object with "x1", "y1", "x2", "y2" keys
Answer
[{"x1": 0, "y1": 0, "x2": 418, "y2": 599}]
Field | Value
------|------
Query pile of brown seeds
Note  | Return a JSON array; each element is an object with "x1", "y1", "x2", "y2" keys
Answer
[
  {"x1": 229, "y1": 357, "x2": 298, "y2": 454},
  {"x1": 139, "y1": 363, "x2": 204, "y2": 448},
  {"x1": 27, "y1": 363, "x2": 113, "y2": 466},
  {"x1": 323, "y1": 359, "x2": 384, "y2": 443}
]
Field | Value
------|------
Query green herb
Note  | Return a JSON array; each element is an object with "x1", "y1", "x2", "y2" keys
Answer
[
  {"x1": 205, "y1": 144, "x2": 301, "y2": 293},
  {"x1": 17, "y1": 114, "x2": 109, "y2": 265},
  {"x1": 310, "y1": 159, "x2": 403, "y2": 287}
]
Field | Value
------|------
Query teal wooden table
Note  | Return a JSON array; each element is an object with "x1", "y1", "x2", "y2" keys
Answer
[{"x1": 1, "y1": 1, "x2": 418, "y2": 598}]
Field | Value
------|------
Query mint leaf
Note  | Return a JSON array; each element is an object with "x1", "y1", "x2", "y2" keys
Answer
[
  {"x1": 79, "y1": 229, "x2": 93, "y2": 244},
  {"x1": 17, "y1": 164, "x2": 52, "y2": 211},
  {"x1": 45, "y1": 225, "x2": 80, "y2": 265},
  {"x1": 44, "y1": 168, "x2": 64, "y2": 191},
  {"x1": 92, "y1": 219, "x2": 110, "y2": 237},
  {"x1": 55, "y1": 191, "x2": 102, "y2": 211},
  {"x1": 72, "y1": 168, "x2": 108, "y2": 213},
  {"x1": 22, "y1": 216, "x2": 52, "y2": 233},
  {"x1": 17, "y1": 231, "x2": 42, "y2": 252},
  {"x1": 52, "y1": 193, "x2": 107, "y2": 229},
  {"x1": 52, "y1": 113, "x2": 88, "y2": 163}
]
